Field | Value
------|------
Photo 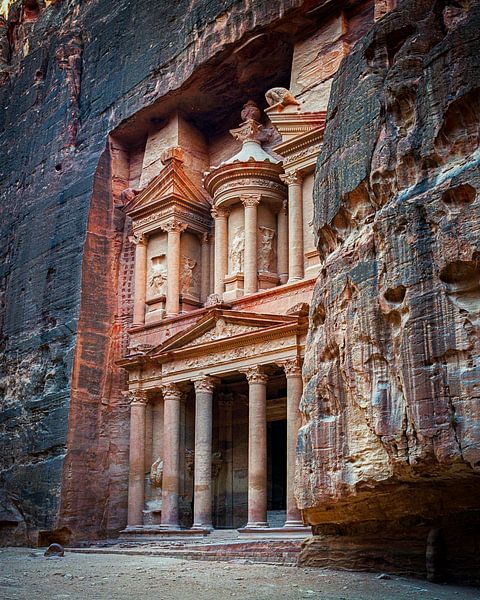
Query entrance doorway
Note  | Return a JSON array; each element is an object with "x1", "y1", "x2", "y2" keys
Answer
[{"x1": 267, "y1": 419, "x2": 287, "y2": 512}]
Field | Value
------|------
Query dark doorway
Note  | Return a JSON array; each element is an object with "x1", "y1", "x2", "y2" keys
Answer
[{"x1": 267, "y1": 419, "x2": 287, "y2": 510}]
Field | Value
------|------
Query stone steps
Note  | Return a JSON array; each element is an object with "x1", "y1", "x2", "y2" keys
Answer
[{"x1": 67, "y1": 539, "x2": 303, "y2": 566}]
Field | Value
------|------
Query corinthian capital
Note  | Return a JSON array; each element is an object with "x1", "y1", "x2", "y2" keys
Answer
[
  {"x1": 128, "y1": 233, "x2": 147, "y2": 246},
  {"x1": 279, "y1": 357, "x2": 302, "y2": 378},
  {"x1": 123, "y1": 389, "x2": 149, "y2": 405},
  {"x1": 280, "y1": 171, "x2": 303, "y2": 186},
  {"x1": 241, "y1": 194, "x2": 261, "y2": 208},
  {"x1": 193, "y1": 376, "x2": 218, "y2": 394},
  {"x1": 161, "y1": 219, "x2": 188, "y2": 234},
  {"x1": 211, "y1": 206, "x2": 230, "y2": 220},
  {"x1": 240, "y1": 365, "x2": 268, "y2": 385},
  {"x1": 160, "y1": 382, "x2": 183, "y2": 401}
]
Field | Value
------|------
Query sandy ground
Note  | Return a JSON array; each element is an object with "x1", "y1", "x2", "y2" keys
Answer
[{"x1": 0, "y1": 547, "x2": 479, "y2": 600}]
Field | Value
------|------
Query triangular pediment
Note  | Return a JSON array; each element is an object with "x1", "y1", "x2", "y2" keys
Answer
[
  {"x1": 126, "y1": 154, "x2": 210, "y2": 216},
  {"x1": 150, "y1": 309, "x2": 295, "y2": 356}
]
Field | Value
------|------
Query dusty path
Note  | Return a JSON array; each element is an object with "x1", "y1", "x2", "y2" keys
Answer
[{"x1": 0, "y1": 547, "x2": 478, "y2": 600}]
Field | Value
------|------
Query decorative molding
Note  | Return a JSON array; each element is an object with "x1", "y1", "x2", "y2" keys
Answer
[
  {"x1": 240, "y1": 365, "x2": 269, "y2": 385},
  {"x1": 193, "y1": 376, "x2": 218, "y2": 394}
]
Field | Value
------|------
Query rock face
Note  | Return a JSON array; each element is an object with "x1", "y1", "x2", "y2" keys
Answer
[
  {"x1": 298, "y1": 0, "x2": 480, "y2": 583},
  {"x1": 0, "y1": 0, "x2": 309, "y2": 545}
]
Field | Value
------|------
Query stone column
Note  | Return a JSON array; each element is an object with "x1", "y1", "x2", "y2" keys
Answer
[
  {"x1": 200, "y1": 232, "x2": 210, "y2": 304},
  {"x1": 212, "y1": 206, "x2": 230, "y2": 297},
  {"x1": 160, "y1": 382, "x2": 183, "y2": 529},
  {"x1": 162, "y1": 219, "x2": 187, "y2": 317},
  {"x1": 132, "y1": 234, "x2": 147, "y2": 325},
  {"x1": 280, "y1": 171, "x2": 304, "y2": 283},
  {"x1": 242, "y1": 194, "x2": 260, "y2": 295},
  {"x1": 276, "y1": 200, "x2": 288, "y2": 284},
  {"x1": 192, "y1": 376, "x2": 217, "y2": 529},
  {"x1": 126, "y1": 389, "x2": 148, "y2": 527},
  {"x1": 282, "y1": 358, "x2": 304, "y2": 527},
  {"x1": 242, "y1": 365, "x2": 269, "y2": 528}
]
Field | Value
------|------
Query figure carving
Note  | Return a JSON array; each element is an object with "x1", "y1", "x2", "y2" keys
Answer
[
  {"x1": 240, "y1": 99, "x2": 261, "y2": 122},
  {"x1": 229, "y1": 227, "x2": 244, "y2": 274},
  {"x1": 181, "y1": 256, "x2": 198, "y2": 294},
  {"x1": 265, "y1": 87, "x2": 300, "y2": 108},
  {"x1": 258, "y1": 226, "x2": 276, "y2": 272},
  {"x1": 150, "y1": 458, "x2": 163, "y2": 488},
  {"x1": 149, "y1": 255, "x2": 167, "y2": 295}
]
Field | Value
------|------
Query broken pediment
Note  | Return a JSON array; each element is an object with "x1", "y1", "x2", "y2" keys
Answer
[{"x1": 125, "y1": 147, "x2": 211, "y2": 219}]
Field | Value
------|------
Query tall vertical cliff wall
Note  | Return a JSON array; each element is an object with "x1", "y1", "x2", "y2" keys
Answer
[
  {"x1": 0, "y1": 0, "x2": 318, "y2": 545},
  {"x1": 298, "y1": 0, "x2": 480, "y2": 582}
]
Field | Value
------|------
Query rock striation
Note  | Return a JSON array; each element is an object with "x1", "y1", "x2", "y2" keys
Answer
[{"x1": 298, "y1": 0, "x2": 480, "y2": 583}]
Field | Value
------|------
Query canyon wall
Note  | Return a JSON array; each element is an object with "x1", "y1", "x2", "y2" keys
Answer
[
  {"x1": 0, "y1": 0, "x2": 315, "y2": 545},
  {"x1": 298, "y1": 0, "x2": 480, "y2": 583}
]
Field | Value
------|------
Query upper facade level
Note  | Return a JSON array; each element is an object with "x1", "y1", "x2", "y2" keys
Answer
[{"x1": 124, "y1": 91, "x2": 325, "y2": 327}]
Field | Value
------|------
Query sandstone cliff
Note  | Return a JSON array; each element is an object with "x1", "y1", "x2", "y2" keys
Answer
[{"x1": 298, "y1": 0, "x2": 480, "y2": 583}]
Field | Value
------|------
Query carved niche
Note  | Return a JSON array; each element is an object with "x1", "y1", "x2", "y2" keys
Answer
[
  {"x1": 229, "y1": 227, "x2": 245, "y2": 274},
  {"x1": 258, "y1": 226, "x2": 276, "y2": 272},
  {"x1": 180, "y1": 256, "x2": 199, "y2": 296}
]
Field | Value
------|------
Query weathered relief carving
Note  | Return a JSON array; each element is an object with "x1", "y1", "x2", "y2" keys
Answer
[
  {"x1": 229, "y1": 227, "x2": 244, "y2": 274},
  {"x1": 185, "y1": 448, "x2": 194, "y2": 477},
  {"x1": 150, "y1": 458, "x2": 163, "y2": 488},
  {"x1": 265, "y1": 87, "x2": 300, "y2": 108},
  {"x1": 180, "y1": 256, "x2": 198, "y2": 294},
  {"x1": 148, "y1": 255, "x2": 167, "y2": 295},
  {"x1": 258, "y1": 226, "x2": 276, "y2": 272}
]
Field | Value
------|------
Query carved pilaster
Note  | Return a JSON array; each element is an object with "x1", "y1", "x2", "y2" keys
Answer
[{"x1": 241, "y1": 365, "x2": 269, "y2": 385}]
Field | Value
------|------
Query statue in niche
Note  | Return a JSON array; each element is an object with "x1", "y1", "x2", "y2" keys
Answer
[
  {"x1": 149, "y1": 255, "x2": 167, "y2": 295},
  {"x1": 258, "y1": 226, "x2": 276, "y2": 272},
  {"x1": 229, "y1": 227, "x2": 244, "y2": 274},
  {"x1": 181, "y1": 256, "x2": 198, "y2": 294},
  {"x1": 150, "y1": 458, "x2": 163, "y2": 488}
]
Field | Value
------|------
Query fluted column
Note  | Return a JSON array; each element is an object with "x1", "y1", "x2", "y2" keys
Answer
[
  {"x1": 282, "y1": 358, "x2": 304, "y2": 527},
  {"x1": 200, "y1": 232, "x2": 211, "y2": 304},
  {"x1": 126, "y1": 389, "x2": 148, "y2": 527},
  {"x1": 276, "y1": 200, "x2": 288, "y2": 284},
  {"x1": 160, "y1": 382, "x2": 183, "y2": 529},
  {"x1": 242, "y1": 365, "x2": 269, "y2": 528},
  {"x1": 192, "y1": 376, "x2": 217, "y2": 529},
  {"x1": 212, "y1": 206, "x2": 230, "y2": 297},
  {"x1": 162, "y1": 219, "x2": 187, "y2": 316},
  {"x1": 132, "y1": 234, "x2": 147, "y2": 325},
  {"x1": 242, "y1": 194, "x2": 260, "y2": 295},
  {"x1": 280, "y1": 171, "x2": 304, "y2": 283}
]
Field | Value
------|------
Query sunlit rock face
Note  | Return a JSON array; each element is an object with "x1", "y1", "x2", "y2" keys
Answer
[{"x1": 298, "y1": 0, "x2": 480, "y2": 582}]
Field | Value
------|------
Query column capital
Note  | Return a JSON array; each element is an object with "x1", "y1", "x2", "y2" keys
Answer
[
  {"x1": 160, "y1": 382, "x2": 183, "y2": 401},
  {"x1": 279, "y1": 357, "x2": 303, "y2": 378},
  {"x1": 161, "y1": 218, "x2": 188, "y2": 234},
  {"x1": 123, "y1": 389, "x2": 149, "y2": 405},
  {"x1": 193, "y1": 375, "x2": 218, "y2": 394},
  {"x1": 211, "y1": 205, "x2": 230, "y2": 219},
  {"x1": 129, "y1": 233, "x2": 147, "y2": 246},
  {"x1": 280, "y1": 171, "x2": 303, "y2": 186},
  {"x1": 241, "y1": 194, "x2": 261, "y2": 207},
  {"x1": 241, "y1": 365, "x2": 269, "y2": 385}
]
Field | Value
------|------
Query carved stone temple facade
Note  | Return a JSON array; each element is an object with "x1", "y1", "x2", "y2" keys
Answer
[{"x1": 119, "y1": 90, "x2": 326, "y2": 533}]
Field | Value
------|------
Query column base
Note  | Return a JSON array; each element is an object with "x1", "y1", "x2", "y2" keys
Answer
[
  {"x1": 287, "y1": 276, "x2": 303, "y2": 284},
  {"x1": 284, "y1": 520, "x2": 308, "y2": 528},
  {"x1": 242, "y1": 521, "x2": 269, "y2": 529},
  {"x1": 191, "y1": 523, "x2": 213, "y2": 532}
]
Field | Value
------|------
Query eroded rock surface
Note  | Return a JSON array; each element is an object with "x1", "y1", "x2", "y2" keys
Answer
[{"x1": 298, "y1": 0, "x2": 480, "y2": 582}]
